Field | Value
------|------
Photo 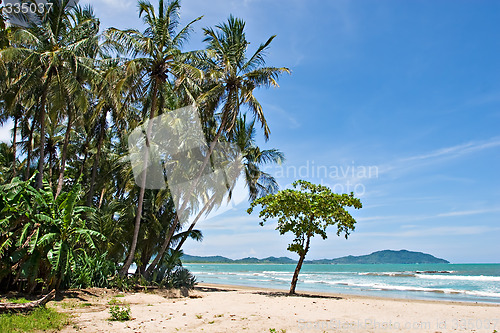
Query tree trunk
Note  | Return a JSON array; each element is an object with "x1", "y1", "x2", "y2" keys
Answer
[
  {"x1": 145, "y1": 117, "x2": 229, "y2": 278},
  {"x1": 76, "y1": 136, "x2": 90, "y2": 181},
  {"x1": 289, "y1": 235, "x2": 311, "y2": 295},
  {"x1": 98, "y1": 187, "x2": 106, "y2": 209},
  {"x1": 55, "y1": 108, "x2": 73, "y2": 199},
  {"x1": 25, "y1": 119, "x2": 34, "y2": 180},
  {"x1": 144, "y1": 194, "x2": 216, "y2": 279},
  {"x1": 120, "y1": 80, "x2": 159, "y2": 276},
  {"x1": 36, "y1": 99, "x2": 46, "y2": 189},
  {"x1": 36, "y1": 80, "x2": 50, "y2": 189},
  {"x1": 0, "y1": 290, "x2": 55, "y2": 313},
  {"x1": 87, "y1": 112, "x2": 106, "y2": 207},
  {"x1": 143, "y1": 215, "x2": 178, "y2": 278},
  {"x1": 174, "y1": 194, "x2": 216, "y2": 252},
  {"x1": 120, "y1": 184, "x2": 146, "y2": 276},
  {"x1": 12, "y1": 112, "x2": 18, "y2": 177},
  {"x1": 48, "y1": 146, "x2": 53, "y2": 188}
]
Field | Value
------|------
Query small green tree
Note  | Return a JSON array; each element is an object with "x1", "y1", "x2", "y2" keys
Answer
[{"x1": 248, "y1": 180, "x2": 362, "y2": 294}]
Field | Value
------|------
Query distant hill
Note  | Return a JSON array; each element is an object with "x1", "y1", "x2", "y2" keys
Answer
[
  {"x1": 182, "y1": 250, "x2": 449, "y2": 264},
  {"x1": 307, "y1": 250, "x2": 449, "y2": 264},
  {"x1": 180, "y1": 255, "x2": 233, "y2": 263},
  {"x1": 235, "y1": 256, "x2": 297, "y2": 264},
  {"x1": 181, "y1": 254, "x2": 296, "y2": 264}
]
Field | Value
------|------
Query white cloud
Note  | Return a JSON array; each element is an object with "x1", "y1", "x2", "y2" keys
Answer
[
  {"x1": 401, "y1": 138, "x2": 500, "y2": 163},
  {"x1": 376, "y1": 136, "x2": 500, "y2": 177},
  {"x1": 437, "y1": 208, "x2": 500, "y2": 217},
  {"x1": 196, "y1": 215, "x2": 257, "y2": 231},
  {"x1": 263, "y1": 102, "x2": 300, "y2": 129}
]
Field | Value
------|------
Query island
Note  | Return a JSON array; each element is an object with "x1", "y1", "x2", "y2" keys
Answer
[{"x1": 181, "y1": 250, "x2": 449, "y2": 264}]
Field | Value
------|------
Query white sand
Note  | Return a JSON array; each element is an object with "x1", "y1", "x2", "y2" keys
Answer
[{"x1": 55, "y1": 284, "x2": 500, "y2": 332}]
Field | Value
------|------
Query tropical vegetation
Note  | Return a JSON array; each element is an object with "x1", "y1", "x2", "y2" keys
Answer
[{"x1": 0, "y1": 0, "x2": 288, "y2": 294}]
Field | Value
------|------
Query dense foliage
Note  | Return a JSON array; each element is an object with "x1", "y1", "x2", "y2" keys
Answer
[{"x1": 0, "y1": 0, "x2": 288, "y2": 293}]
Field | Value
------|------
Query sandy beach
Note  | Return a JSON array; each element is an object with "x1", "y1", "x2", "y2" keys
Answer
[{"x1": 53, "y1": 283, "x2": 500, "y2": 332}]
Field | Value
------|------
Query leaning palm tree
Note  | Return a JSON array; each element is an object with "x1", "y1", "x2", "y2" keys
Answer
[
  {"x1": 172, "y1": 14, "x2": 290, "y2": 239},
  {"x1": 145, "y1": 16, "x2": 290, "y2": 276},
  {"x1": 170, "y1": 115, "x2": 285, "y2": 256},
  {"x1": 104, "y1": 0, "x2": 203, "y2": 276}
]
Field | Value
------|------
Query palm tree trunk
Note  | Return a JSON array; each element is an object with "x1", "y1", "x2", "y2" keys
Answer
[
  {"x1": 35, "y1": 72, "x2": 54, "y2": 189},
  {"x1": 289, "y1": 234, "x2": 311, "y2": 295},
  {"x1": 76, "y1": 136, "x2": 90, "y2": 181},
  {"x1": 120, "y1": 80, "x2": 159, "y2": 276},
  {"x1": 144, "y1": 119, "x2": 228, "y2": 278},
  {"x1": 36, "y1": 90, "x2": 48, "y2": 189},
  {"x1": 87, "y1": 112, "x2": 106, "y2": 207},
  {"x1": 55, "y1": 108, "x2": 73, "y2": 199},
  {"x1": 174, "y1": 194, "x2": 216, "y2": 252},
  {"x1": 25, "y1": 118, "x2": 34, "y2": 180},
  {"x1": 11, "y1": 112, "x2": 18, "y2": 177},
  {"x1": 98, "y1": 188, "x2": 106, "y2": 209},
  {"x1": 120, "y1": 179, "x2": 147, "y2": 276},
  {"x1": 143, "y1": 215, "x2": 178, "y2": 278},
  {"x1": 48, "y1": 147, "x2": 53, "y2": 188}
]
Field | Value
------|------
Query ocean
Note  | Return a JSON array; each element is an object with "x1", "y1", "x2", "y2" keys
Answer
[{"x1": 184, "y1": 263, "x2": 500, "y2": 303}]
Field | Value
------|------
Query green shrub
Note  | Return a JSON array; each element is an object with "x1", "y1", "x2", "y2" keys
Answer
[
  {"x1": 108, "y1": 275, "x2": 135, "y2": 291},
  {"x1": 67, "y1": 251, "x2": 116, "y2": 289},
  {"x1": 170, "y1": 267, "x2": 196, "y2": 289},
  {"x1": 109, "y1": 304, "x2": 131, "y2": 321}
]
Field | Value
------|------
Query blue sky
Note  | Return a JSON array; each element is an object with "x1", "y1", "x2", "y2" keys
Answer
[{"x1": 2, "y1": 0, "x2": 499, "y2": 263}]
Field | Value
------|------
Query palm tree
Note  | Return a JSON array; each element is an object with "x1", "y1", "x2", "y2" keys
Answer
[
  {"x1": 0, "y1": 3, "x2": 9, "y2": 49},
  {"x1": 146, "y1": 16, "x2": 290, "y2": 277},
  {"x1": 171, "y1": 115, "x2": 285, "y2": 254},
  {"x1": 104, "y1": 0, "x2": 203, "y2": 276},
  {"x1": 234, "y1": 115, "x2": 284, "y2": 200},
  {"x1": 0, "y1": 1, "x2": 99, "y2": 189},
  {"x1": 0, "y1": 143, "x2": 16, "y2": 183},
  {"x1": 200, "y1": 15, "x2": 290, "y2": 141},
  {"x1": 82, "y1": 56, "x2": 129, "y2": 207}
]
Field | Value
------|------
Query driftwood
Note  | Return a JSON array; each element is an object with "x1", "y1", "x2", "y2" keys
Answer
[{"x1": 0, "y1": 289, "x2": 56, "y2": 313}]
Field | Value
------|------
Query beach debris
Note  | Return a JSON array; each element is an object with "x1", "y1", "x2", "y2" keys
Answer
[{"x1": 0, "y1": 289, "x2": 55, "y2": 313}]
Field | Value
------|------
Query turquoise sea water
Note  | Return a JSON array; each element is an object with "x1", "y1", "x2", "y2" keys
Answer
[{"x1": 184, "y1": 263, "x2": 500, "y2": 303}]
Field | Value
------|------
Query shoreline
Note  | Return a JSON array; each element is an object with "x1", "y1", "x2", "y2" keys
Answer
[
  {"x1": 54, "y1": 285, "x2": 500, "y2": 332},
  {"x1": 197, "y1": 282, "x2": 500, "y2": 307}
]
